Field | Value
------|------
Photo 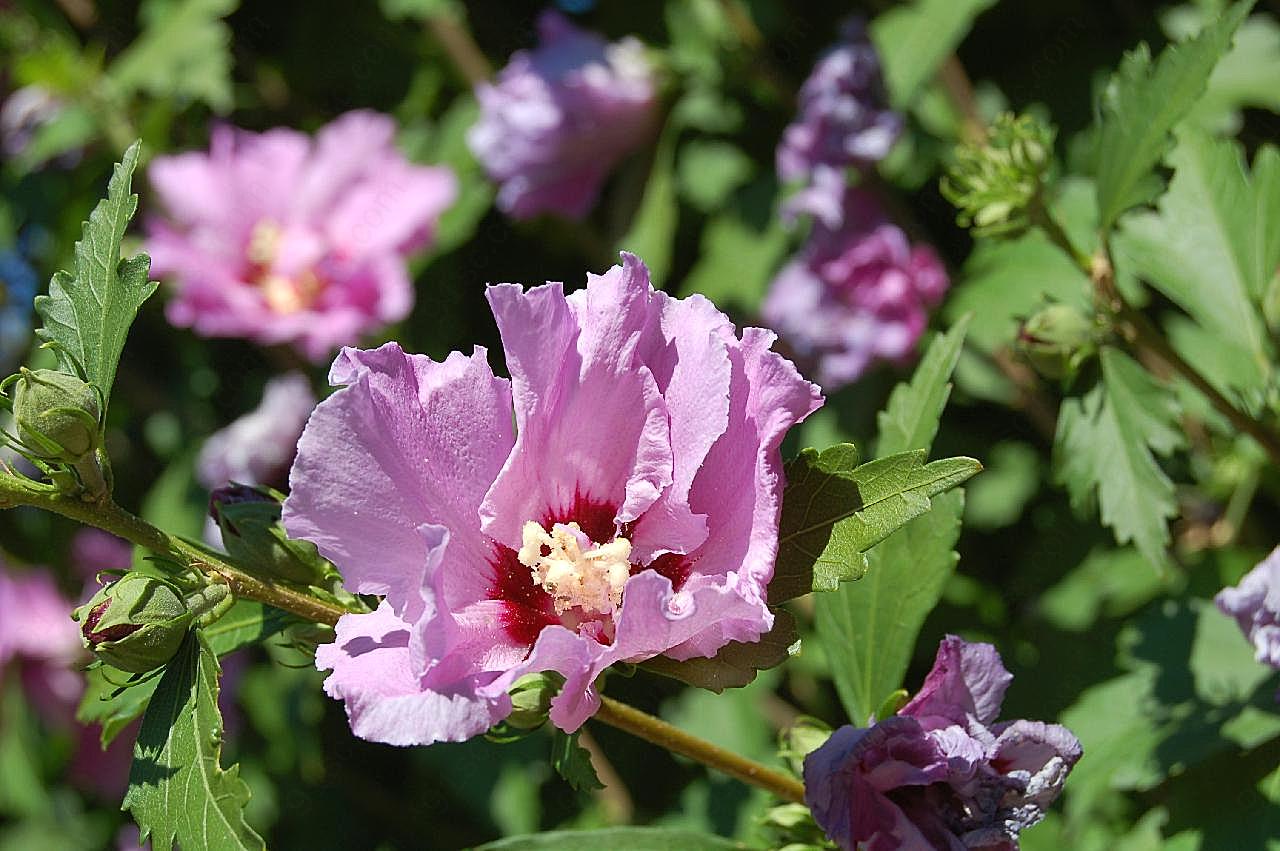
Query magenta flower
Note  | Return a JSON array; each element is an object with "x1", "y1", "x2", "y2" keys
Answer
[
  {"x1": 284, "y1": 252, "x2": 821, "y2": 745},
  {"x1": 0, "y1": 559, "x2": 83, "y2": 722},
  {"x1": 804, "y1": 636, "x2": 1082, "y2": 851},
  {"x1": 776, "y1": 20, "x2": 901, "y2": 187},
  {"x1": 468, "y1": 10, "x2": 658, "y2": 220},
  {"x1": 146, "y1": 111, "x2": 457, "y2": 360},
  {"x1": 197, "y1": 372, "x2": 316, "y2": 490},
  {"x1": 1216, "y1": 546, "x2": 1280, "y2": 669},
  {"x1": 763, "y1": 186, "x2": 948, "y2": 390}
]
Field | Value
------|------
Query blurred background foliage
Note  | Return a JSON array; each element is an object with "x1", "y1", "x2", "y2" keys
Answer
[{"x1": 2, "y1": 0, "x2": 1280, "y2": 848}]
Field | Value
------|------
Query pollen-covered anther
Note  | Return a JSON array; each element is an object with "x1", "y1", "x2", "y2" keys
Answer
[{"x1": 518, "y1": 520, "x2": 632, "y2": 615}]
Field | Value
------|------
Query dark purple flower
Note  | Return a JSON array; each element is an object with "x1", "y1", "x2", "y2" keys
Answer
[
  {"x1": 804, "y1": 636, "x2": 1082, "y2": 851},
  {"x1": 776, "y1": 20, "x2": 901, "y2": 186},
  {"x1": 763, "y1": 186, "x2": 948, "y2": 390},
  {"x1": 468, "y1": 10, "x2": 658, "y2": 220},
  {"x1": 1216, "y1": 546, "x2": 1280, "y2": 669}
]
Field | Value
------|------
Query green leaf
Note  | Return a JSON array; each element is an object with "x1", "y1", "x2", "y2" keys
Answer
[
  {"x1": 1093, "y1": 0, "x2": 1252, "y2": 231},
  {"x1": 474, "y1": 827, "x2": 749, "y2": 850},
  {"x1": 1054, "y1": 348, "x2": 1185, "y2": 569},
  {"x1": 875, "y1": 317, "x2": 970, "y2": 457},
  {"x1": 772, "y1": 448, "x2": 980, "y2": 602},
  {"x1": 34, "y1": 141, "x2": 156, "y2": 412},
  {"x1": 618, "y1": 125, "x2": 678, "y2": 287},
  {"x1": 1115, "y1": 132, "x2": 1275, "y2": 392},
  {"x1": 123, "y1": 631, "x2": 263, "y2": 851},
  {"x1": 422, "y1": 94, "x2": 495, "y2": 258},
  {"x1": 816, "y1": 490, "x2": 964, "y2": 725},
  {"x1": 870, "y1": 0, "x2": 998, "y2": 109},
  {"x1": 1164, "y1": 8, "x2": 1280, "y2": 133},
  {"x1": 549, "y1": 728, "x2": 603, "y2": 793},
  {"x1": 676, "y1": 139, "x2": 755, "y2": 213},
  {"x1": 964, "y1": 440, "x2": 1040, "y2": 530},
  {"x1": 107, "y1": 0, "x2": 238, "y2": 113},
  {"x1": 640, "y1": 610, "x2": 797, "y2": 692},
  {"x1": 679, "y1": 207, "x2": 788, "y2": 314}
]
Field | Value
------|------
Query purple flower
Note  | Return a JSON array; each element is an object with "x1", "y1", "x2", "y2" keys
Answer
[
  {"x1": 0, "y1": 558, "x2": 84, "y2": 722},
  {"x1": 468, "y1": 10, "x2": 658, "y2": 220},
  {"x1": 804, "y1": 636, "x2": 1082, "y2": 851},
  {"x1": 284, "y1": 252, "x2": 822, "y2": 745},
  {"x1": 146, "y1": 111, "x2": 457, "y2": 360},
  {"x1": 1216, "y1": 546, "x2": 1280, "y2": 669},
  {"x1": 196, "y1": 372, "x2": 316, "y2": 490},
  {"x1": 763, "y1": 186, "x2": 948, "y2": 390},
  {"x1": 70, "y1": 529, "x2": 134, "y2": 583},
  {"x1": 776, "y1": 20, "x2": 901, "y2": 186}
]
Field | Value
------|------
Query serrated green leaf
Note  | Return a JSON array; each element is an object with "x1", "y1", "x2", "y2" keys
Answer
[
  {"x1": 772, "y1": 447, "x2": 980, "y2": 602},
  {"x1": 875, "y1": 317, "x2": 970, "y2": 457},
  {"x1": 1094, "y1": 0, "x2": 1253, "y2": 231},
  {"x1": 34, "y1": 141, "x2": 156, "y2": 412},
  {"x1": 549, "y1": 728, "x2": 603, "y2": 793},
  {"x1": 869, "y1": 0, "x2": 998, "y2": 109},
  {"x1": 123, "y1": 631, "x2": 263, "y2": 851},
  {"x1": 640, "y1": 609, "x2": 797, "y2": 693},
  {"x1": 1115, "y1": 132, "x2": 1275, "y2": 392},
  {"x1": 474, "y1": 827, "x2": 748, "y2": 850},
  {"x1": 1164, "y1": 8, "x2": 1280, "y2": 133},
  {"x1": 1054, "y1": 348, "x2": 1185, "y2": 569},
  {"x1": 107, "y1": 0, "x2": 238, "y2": 113},
  {"x1": 815, "y1": 490, "x2": 964, "y2": 726}
]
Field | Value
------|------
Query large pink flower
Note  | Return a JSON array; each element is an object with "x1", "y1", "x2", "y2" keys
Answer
[
  {"x1": 284, "y1": 253, "x2": 822, "y2": 745},
  {"x1": 146, "y1": 111, "x2": 458, "y2": 360}
]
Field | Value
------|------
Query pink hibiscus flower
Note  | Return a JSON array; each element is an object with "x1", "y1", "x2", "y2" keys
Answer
[
  {"x1": 284, "y1": 252, "x2": 822, "y2": 745},
  {"x1": 146, "y1": 110, "x2": 457, "y2": 360}
]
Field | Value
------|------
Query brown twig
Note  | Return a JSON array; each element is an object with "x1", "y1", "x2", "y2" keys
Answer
[{"x1": 426, "y1": 13, "x2": 492, "y2": 87}]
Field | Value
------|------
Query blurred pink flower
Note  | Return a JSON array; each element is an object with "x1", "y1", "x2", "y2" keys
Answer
[
  {"x1": 285, "y1": 253, "x2": 821, "y2": 745},
  {"x1": 146, "y1": 111, "x2": 457, "y2": 360},
  {"x1": 468, "y1": 10, "x2": 658, "y2": 219},
  {"x1": 197, "y1": 372, "x2": 316, "y2": 490},
  {"x1": 763, "y1": 185, "x2": 948, "y2": 390}
]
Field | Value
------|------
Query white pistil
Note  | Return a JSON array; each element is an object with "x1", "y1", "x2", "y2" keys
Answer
[{"x1": 519, "y1": 520, "x2": 632, "y2": 616}]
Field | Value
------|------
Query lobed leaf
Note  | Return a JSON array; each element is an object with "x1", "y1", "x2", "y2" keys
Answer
[
  {"x1": 34, "y1": 141, "x2": 157, "y2": 413},
  {"x1": 107, "y1": 0, "x2": 237, "y2": 113},
  {"x1": 1054, "y1": 347, "x2": 1185, "y2": 569},
  {"x1": 123, "y1": 631, "x2": 263, "y2": 851},
  {"x1": 549, "y1": 729, "x2": 603, "y2": 793},
  {"x1": 1094, "y1": 0, "x2": 1252, "y2": 231},
  {"x1": 1115, "y1": 132, "x2": 1277, "y2": 393}
]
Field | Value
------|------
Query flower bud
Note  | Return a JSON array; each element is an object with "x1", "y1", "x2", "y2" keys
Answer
[
  {"x1": 209, "y1": 484, "x2": 330, "y2": 585},
  {"x1": 11, "y1": 368, "x2": 101, "y2": 463},
  {"x1": 73, "y1": 573, "x2": 193, "y2": 673},
  {"x1": 1017, "y1": 303, "x2": 1098, "y2": 380},
  {"x1": 941, "y1": 112, "x2": 1056, "y2": 237},
  {"x1": 505, "y1": 672, "x2": 560, "y2": 731}
]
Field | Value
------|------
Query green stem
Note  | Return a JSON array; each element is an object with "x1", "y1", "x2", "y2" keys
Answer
[
  {"x1": 0, "y1": 473, "x2": 347, "y2": 627},
  {"x1": 592, "y1": 695, "x2": 807, "y2": 804}
]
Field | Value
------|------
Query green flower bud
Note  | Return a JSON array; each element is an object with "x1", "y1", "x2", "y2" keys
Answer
[
  {"x1": 1017, "y1": 303, "x2": 1098, "y2": 380},
  {"x1": 73, "y1": 573, "x2": 194, "y2": 673},
  {"x1": 941, "y1": 112, "x2": 1056, "y2": 237},
  {"x1": 778, "y1": 715, "x2": 833, "y2": 776},
  {"x1": 11, "y1": 368, "x2": 102, "y2": 463},
  {"x1": 505, "y1": 672, "x2": 560, "y2": 731}
]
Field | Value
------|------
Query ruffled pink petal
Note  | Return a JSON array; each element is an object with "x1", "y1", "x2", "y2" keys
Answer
[
  {"x1": 900, "y1": 635, "x2": 1013, "y2": 728},
  {"x1": 480, "y1": 254, "x2": 673, "y2": 546},
  {"x1": 316, "y1": 603, "x2": 506, "y2": 746},
  {"x1": 283, "y1": 343, "x2": 514, "y2": 622},
  {"x1": 325, "y1": 160, "x2": 458, "y2": 259},
  {"x1": 289, "y1": 110, "x2": 397, "y2": 220}
]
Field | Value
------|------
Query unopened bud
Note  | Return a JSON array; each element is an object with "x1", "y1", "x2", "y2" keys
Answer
[
  {"x1": 506, "y1": 673, "x2": 560, "y2": 731},
  {"x1": 12, "y1": 368, "x2": 101, "y2": 463},
  {"x1": 1017, "y1": 303, "x2": 1097, "y2": 380},
  {"x1": 942, "y1": 112, "x2": 1056, "y2": 237},
  {"x1": 73, "y1": 573, "x2": 192, "y2": 672}
]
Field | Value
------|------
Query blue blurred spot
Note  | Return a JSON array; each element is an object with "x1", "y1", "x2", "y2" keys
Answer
[{"x1": 0, "y1": 248, "x2": 38, "y2": 373}]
